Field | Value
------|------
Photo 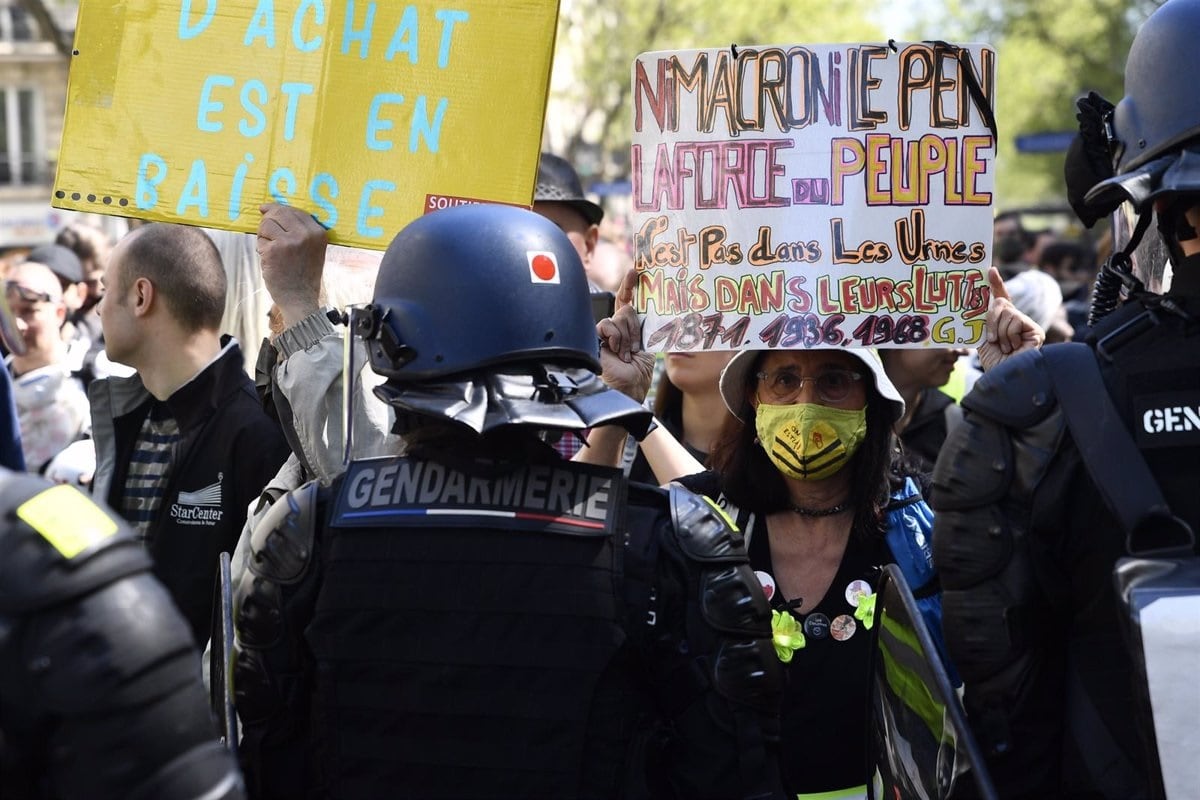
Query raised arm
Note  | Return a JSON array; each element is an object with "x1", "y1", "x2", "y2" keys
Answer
[
  {"x1": 576, "y1": 270, "x2": 705, "y2": 483},
  {"x1": 977, "y1": 266, "x2": 1046, "y2": 372}
]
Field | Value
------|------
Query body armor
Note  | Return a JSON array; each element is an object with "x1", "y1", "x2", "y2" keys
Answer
[
  {"x1": 0, "y1": 470, "x2": 243, "y2": 800},
  {"x1": 235, "y1": 453, "x2": 781, "y2": 800},
  {"x1": 933, "y1": 294, "x2": 1200, "y2": 799}
]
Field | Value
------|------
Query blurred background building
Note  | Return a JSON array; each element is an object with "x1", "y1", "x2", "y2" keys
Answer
[{"x1": 0, "y1": 0, "x2": 122, "y2": 257}]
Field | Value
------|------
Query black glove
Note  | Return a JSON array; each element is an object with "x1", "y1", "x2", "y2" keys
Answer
[{"x1": 1064, "y1": 91, "x2": 1118, "y2": 228}]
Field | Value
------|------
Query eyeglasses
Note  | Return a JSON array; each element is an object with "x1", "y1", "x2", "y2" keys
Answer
[
  {"x1": 5, "y1": 282, "x2": 53, "y2": 305},
  {"x1": 755, "y1": 368, "x2": 864, "y2": 404}
]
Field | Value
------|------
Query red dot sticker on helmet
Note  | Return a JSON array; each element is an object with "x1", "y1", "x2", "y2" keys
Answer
[{"x1": 527, "y1": 251, "x2": 560, "y2": 284}]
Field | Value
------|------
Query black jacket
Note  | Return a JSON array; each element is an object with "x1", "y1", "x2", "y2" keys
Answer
[
  {"x1": 899, "y1": 387, "x2": 958, "y2": 473},
  {"x1": 89, "y1": 339, "x2": 290, "y2": 644}
]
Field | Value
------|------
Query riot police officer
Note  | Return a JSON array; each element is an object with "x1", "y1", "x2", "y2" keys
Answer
[
  {"x1": 233, "y1": 204, "x2": 783, "y2": 799},
  {"x1": 933, "y1": 2, "x2": 1200, "y2": 797},
  {"x1": 0, "y1": 470, "x2": 243, "y2": 799}
]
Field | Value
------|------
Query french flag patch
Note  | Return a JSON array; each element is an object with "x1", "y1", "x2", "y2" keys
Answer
[{"x1": 527, "y1": 251, "x2": 560, "y2": 284}]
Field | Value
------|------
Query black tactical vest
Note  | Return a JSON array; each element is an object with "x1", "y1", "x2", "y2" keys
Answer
[{"x1": 307, "y1": 455, "x2": 639, "y2": 799}]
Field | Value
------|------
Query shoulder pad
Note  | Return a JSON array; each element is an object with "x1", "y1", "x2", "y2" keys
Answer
[
  {"x1": 962, "y1": 348, "x2": 1057, "y2": 429},
  {"x1": 931, "y1": 410, "x2": 1014, "y2": 511},
  {"x1": 0, "y1": 473, "x2": 148, "y2": 614},
  {"x1": 248, "y1": 479, "x2": 321, "y2": 585},
  {"x1": 668, "y1": 482, "x2": 746, "y2": 564},
  {"x1": 31, "y1": 572, "x2": 198, "y2": 711}
]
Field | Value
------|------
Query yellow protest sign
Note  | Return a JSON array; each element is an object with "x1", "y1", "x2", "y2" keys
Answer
[{"x1": 53, "y1": 0, "x2": 560, "y2": 249}]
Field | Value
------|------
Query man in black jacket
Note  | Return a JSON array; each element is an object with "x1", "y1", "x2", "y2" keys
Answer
[{"x1": 90, "y1": 222, "x2": 290, "y2": 645}]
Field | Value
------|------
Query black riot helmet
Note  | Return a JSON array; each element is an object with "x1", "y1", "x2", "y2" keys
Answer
[
  {"x1": 1111, "y1": 0, "x2": 1200, "y2": 176},
  {"x1": 1083, "y1": 0, "x2": 1200, "y2": 215},
  {"x1": 360, "y1": 204, "x2": 600, "y2": 383},
  {"x1": 1069, "y1": 0, "x2": 1200, "y2": 319}
]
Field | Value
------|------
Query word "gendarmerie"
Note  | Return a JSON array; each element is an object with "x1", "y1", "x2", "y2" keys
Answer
[{"x1": 335, "y1": 457, "x2": 621, "y2": 534}]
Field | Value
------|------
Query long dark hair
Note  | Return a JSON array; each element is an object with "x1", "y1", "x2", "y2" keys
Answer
[
  {"x1": 708, "y1": 354, "x2": 898, "y2": 539},
  {"x1": 652, "y1": 369, "x2": 684, "y2": 429}
]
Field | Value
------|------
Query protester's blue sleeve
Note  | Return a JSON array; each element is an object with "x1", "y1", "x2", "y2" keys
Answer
[{"x1": 0, "y1": 367, "x2": 25, "y2": 471}]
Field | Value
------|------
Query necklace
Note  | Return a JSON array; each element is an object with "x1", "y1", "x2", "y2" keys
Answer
[{"x1": 788, "y1": 500, "x2": 851, "y2": 517}]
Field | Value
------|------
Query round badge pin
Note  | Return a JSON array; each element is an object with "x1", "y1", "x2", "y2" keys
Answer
[
  {"x1": 845, "y1": 579, "x2": 872, "y2": 607},
  {"x1": 831, "y1": 614, "x2": 857, "y2": 642},
  {"x1": 803, "y1": 612, "x2": 831, "y2": 640},
  {"x1": 754, "y1": 570, "x2": 776, "y2": 601}
]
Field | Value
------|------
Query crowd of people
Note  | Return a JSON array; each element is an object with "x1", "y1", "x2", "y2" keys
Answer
[{"x1": 1, "y1": 1, "x2": 1199, "y2": 798}]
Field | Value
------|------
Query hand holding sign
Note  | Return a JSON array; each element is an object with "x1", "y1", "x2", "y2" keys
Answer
[
  {"x1": 257, "y1": 203, "x2": 328, "y2": 329},
  {"x1": 597, "y1": 269, "x2": 654, "y2": 403},
  {"x1": 976, "y1": 266, "x2": 1045, "y2": 372}
]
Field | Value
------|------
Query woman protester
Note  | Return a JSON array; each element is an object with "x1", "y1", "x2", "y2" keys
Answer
[
  {"x1": 580, "y1": 266, "x2": 1043, "y2": 798},
  {"x1": 689, "y1": 344, "x2": 920, "y2": 797},
  {"x1": 623, "y1": 350, "x2": 734, "y2": 483}
]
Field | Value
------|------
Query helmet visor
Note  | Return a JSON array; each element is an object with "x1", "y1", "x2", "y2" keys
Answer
[{"x1": 1112, "y1": 201, "x2": 1173, "y2": 293}]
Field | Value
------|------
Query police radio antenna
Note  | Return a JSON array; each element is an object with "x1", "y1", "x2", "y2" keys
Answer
[
  {"x1": 1090, "y1": 209, "x2": 1152, "y2": 325},
  {"x1": 1089, "y1": 252, "x2": 1144, "y2": 325}
]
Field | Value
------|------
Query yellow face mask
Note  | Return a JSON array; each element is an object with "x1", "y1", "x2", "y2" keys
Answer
[{"x1": 754, "y1": 402, "x2": 867, "y2": 481}]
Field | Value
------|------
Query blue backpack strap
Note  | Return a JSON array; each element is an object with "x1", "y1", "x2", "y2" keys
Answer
[
  {"x1": 884, "y1": 476, "x2": 960, "y2": 686},
  {"x1": 884, "y1": 476, "x2": 936, "y2": 596}
]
